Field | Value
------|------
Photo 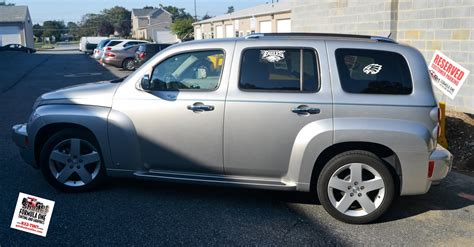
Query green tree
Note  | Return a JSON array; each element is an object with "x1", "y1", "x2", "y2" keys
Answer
[
  {"x1": 227, "y1": 6, "x2": 235, "y2": 14},
  {"x1": 67, "y1": 22, "x2": 80, "y2": 40},
  {"x1": 0, "y1": 1, "x2": 15, "y2": 6},
  {"x1": 32, "y1": 23, "x2": 43, "y2": 38},
  {"x1": 159, "y1": 4, "x2": 192, "y2": 21},
  {"x1": 42, "y1": 20, "x2": 66, "y2": 41},
  {"x1": 201, "y1": 13, "x2": 212, "y2": 20},
  {"x1": 102, "y1": 6, "x2": 131, "y2": 36},
  {"x1": 171, "y1": 17, "x2": 194, "y2": 40}
]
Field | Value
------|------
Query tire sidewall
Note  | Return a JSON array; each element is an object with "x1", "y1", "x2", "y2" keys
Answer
[
  {"x1": 39, "y1": 129, "x2": 106, "y2": 192},
  {"x1": 123, "y1": 58, "x2": 134, "y2": 71},
  {"x1": 317, "y1": 151, "x2": 395, "y2": 224}
]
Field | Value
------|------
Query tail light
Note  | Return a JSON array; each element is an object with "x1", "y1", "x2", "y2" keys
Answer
[
  {"x1": 105, "y1": 52, "x2": 115, "y2": 57},
  {"x1": 428, "y1": 160, "x2": 435, "y2": 178},
  {"x1": 106, "y1": 47, "x2": 112, "y2": 51},
  {"x1": 139, "y1": 52, "x2": 145, "y2": 59}
]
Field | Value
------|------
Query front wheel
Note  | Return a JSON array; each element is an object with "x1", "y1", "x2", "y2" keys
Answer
[
  {"x1": 40, "y1": 129, "x2": 106, "y2": 192},
  {"x1": 317, "y1": 151, "x2": 395, "y2": 224}
]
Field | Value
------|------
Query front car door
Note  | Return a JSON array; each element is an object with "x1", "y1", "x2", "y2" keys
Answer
[
  {"x1": 112, "y1": 42, "x2": 233, "y2": 174},
  {"x1": 224, "y1": 39, "x2": 332, "y2": 178}
]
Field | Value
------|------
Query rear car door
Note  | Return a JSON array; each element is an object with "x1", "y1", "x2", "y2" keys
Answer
[{"x1": 223, "y1": 39, "x2": 332, "y2": 178}]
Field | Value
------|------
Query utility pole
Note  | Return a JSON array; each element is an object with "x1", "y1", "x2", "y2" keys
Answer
[{"x1": 194, "y1": 0, "x2": 197, "y2": 21}]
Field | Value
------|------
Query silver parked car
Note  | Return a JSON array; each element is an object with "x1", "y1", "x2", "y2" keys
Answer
[{"x1": 12, "y1": 33, "x2": 453, "y2": 224}]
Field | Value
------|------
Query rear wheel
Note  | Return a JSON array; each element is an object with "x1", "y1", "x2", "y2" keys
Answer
[
  {"x1": 122, "y1": 58, "x2": 135, "y2": 71},
  {"x1": 40, "y1": 129, "x2": 106, "y2": 192},
  {"x1": 317, "y1": 150, "x2": 394, "y2": 224}
]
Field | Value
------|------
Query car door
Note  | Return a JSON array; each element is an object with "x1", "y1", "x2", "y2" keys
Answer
[
  {"x1": 112, "y1": 46, "x2": 232, "y2": 174},
  {"x1": 224, "y1": 40, "x2": 332, "y2": 178}
]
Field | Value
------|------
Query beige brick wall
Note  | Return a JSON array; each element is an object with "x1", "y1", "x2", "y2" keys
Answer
[
  {"x1": 291, "y1": 0, "x2": 474, "y2": 113},
  {"x1": 396, "y1": 0, "x2": 474, "y2": 113}
]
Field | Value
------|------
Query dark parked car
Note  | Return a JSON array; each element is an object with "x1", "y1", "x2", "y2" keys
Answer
[
  {"x1": 102, "y1": 45, "x2": 140, "y2": 71},
  {"x1": 0, "y1": 44, "x2": 36, "y2": 53},
  {"x1": 134, "y1": 43, "x2": 172, "y2": 67}
]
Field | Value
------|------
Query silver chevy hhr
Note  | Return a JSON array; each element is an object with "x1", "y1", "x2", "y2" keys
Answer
[{"x1": 12, "y1": 33, "x2": 453, "y2": 223}]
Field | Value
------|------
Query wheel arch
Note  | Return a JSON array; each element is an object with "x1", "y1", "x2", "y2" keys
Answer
[
  {"x1": 34, "y1": 123, "x2": 100, "y2": 166},
  {"x1": 310, "y1": 141, "x2": 402, "y2": 195}
]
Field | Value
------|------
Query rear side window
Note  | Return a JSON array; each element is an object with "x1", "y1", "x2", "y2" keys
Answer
[
  {"x1": 239, "y1": 48, "x2": 319, "y2": 92},
  {"x1": 107, "y1": 41, "x2": 121, "y2": 47},
  {"x1": 335, "y1": 49, "x2": 413, "y2": 94}
]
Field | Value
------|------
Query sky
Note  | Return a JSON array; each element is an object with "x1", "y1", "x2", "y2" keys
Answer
[{"x1": 8, "y1": 0, "x2": 276, "y2": 24}]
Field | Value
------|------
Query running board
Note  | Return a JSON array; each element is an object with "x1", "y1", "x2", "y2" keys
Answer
[{"x1": 133, "y1": 170, "x2": 297, "y2": 191}]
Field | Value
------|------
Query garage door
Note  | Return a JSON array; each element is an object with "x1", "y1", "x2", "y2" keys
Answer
[
  {"x1": 225, "y1": 25, "x2": 234, "y2": 38},
  {"x1": 259, "y1": 21, "x2": 272, "y2": 33},
  {"x1": 0, "y1": 25, "x2": 22, "y2": 46},
  {"x1": 195, "y1": 28, "x2": 202, "y2": 40},
  {"x1": 216, "y1": 26, "x2": 224, "y2": 38},
  {"x1": 155, "y1": 31, "x2": 178, "y2": 44},
  {"x1": 277, "y1": 19, "x2": 291, "y2": 33}
]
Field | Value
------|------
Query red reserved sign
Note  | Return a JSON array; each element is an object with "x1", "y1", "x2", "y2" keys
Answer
[{"x1": 429, "y1": 50, "x2": 470, "y2": 100}]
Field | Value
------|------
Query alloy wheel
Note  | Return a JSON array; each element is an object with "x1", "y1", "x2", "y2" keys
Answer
[
  {"x1": 327, "y1": 163, "x2": 385, "y2": 217},
  {"x1": 48, "y1": 138, "x2": 101, "y2": 187}
]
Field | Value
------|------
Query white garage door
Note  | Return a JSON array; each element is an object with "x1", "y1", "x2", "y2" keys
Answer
[
  {"x1": 259, "y1": 21, "x2": 272, "y2": 33},
  {"x1": 277, "y1": 19, "x2": 291, "y2": 33},
  {"x1": 155, "y1": 31, "x2": 178, "y2": 44},
  {"x1": 225, "y1": 25, "x2": 234, "y2": 38},
  {"x1": 216, "y1": 26, "x2": 224, "y2": 38},
  {"x1": 195, "y1": 28, "x2": 202, "y2": 40},
  {"x1": 0, "y1": 25, "x2": 22, "y2": 46}
]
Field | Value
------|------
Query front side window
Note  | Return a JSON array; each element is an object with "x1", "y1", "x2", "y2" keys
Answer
[
  {"x1": 239, "y1": 48, "x2": 319, "y2": 92},
  {"x1": 335, "y1": 49, "x2": 413, "y2": 94},
  {"x1": 150, "y1": 50, "x2": 225, "y2": 91}
]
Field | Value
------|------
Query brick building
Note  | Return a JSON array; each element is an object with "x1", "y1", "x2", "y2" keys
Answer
[{"x1": 291, "y1": 0, "x2": 473, "y2": 113}]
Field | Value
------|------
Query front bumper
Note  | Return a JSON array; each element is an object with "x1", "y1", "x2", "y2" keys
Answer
[
  {"x1": 12, "y1": 123, "x2": 36, "y2": 167},
  {"x1": 429, "y1": 145, "x2": 453, "y2": 182}
]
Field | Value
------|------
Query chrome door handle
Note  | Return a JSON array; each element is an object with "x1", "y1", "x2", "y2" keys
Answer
[
  {"x1": 291, "y1": 105, "x2": 320, "y2": 115},
  {"x1": 187, "y1": 102, "x2": 215, "y2": 112}
]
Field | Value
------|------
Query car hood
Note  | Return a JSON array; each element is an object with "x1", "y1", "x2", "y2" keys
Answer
[{"x1": 35, "y1": 80, "x2": 121, "y2": 108}]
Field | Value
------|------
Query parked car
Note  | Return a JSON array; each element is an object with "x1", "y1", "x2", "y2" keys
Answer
[
  {"x1": 134, "y1": 43, "x2": 172, "y2": 68},
  {"x1": 102, "y1": 39, "x2": 149, "y2": 52},
  {"x1": 92, "y1": 39, "x2": 116, "y2": 60},
  {"x1": 79, "y1": 36, "x2": 108, "y2": 54},
  {"x1": 12, "y1": 33, "x2": 453, "y2": 224},
  {"x1": 102, "y1": 45, "x2": 139, "y2": 71},
  {"x1": 0, "y1": 44, "x2": 36, "y2": 53}
]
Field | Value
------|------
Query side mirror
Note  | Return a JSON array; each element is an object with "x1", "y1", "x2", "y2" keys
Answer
[{"x1": 140, "y1": 75, "x2": 153, "y2": 91}]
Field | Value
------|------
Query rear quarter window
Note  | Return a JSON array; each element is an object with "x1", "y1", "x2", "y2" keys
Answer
[
  {"x1": 335, "y1": 49, "x2": 413, "y2": 95},
  {"x1": 107, "y1": 41, "x2": 121, "y2": 47}
]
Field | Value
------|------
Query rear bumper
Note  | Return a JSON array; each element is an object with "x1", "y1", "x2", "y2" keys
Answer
[
  {"x1": 429, "y1": 145, "x2": 453, "y2": 182},
  {"x1": 103, "y1": 57, "x2": 122, "y2": 68},
  {"x1": 12, "y1": 123, "x2": 36, "y2": 167}
]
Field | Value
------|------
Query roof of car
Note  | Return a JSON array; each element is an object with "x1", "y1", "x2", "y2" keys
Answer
[{"x1": 185, "y1": 33, "x2": 397, "y2": 45}]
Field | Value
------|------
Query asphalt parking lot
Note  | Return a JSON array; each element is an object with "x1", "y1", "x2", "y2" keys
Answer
[{"x1": 0, "y1": 49, "x2": 473, "y2": 245}]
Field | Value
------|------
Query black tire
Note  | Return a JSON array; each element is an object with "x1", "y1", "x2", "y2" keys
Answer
[
  {"x1": 317, "y1": 150, "x2": 394, "y2": 224},
  {"x1": 122, "y1": 58, "x2": 135, "y2": 71},
  {"x1": 39, "y1": 129, "x2": 106, "y2": 192}
]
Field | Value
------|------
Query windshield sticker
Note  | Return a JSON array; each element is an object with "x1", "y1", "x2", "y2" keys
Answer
[
  {"x1": 363, "y1": 64, "x2": 383, "y2": 75},
  {"x1": 260, "y1": 50, "x2": 286, "y2": 63}
]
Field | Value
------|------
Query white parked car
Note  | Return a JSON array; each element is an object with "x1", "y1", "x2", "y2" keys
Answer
[
  {"x1": 103, "y1": 39, "x2": 150, "y2": 51},
  {"x1": 79, "y1": 36, "x2": 109, "y2": 54}
]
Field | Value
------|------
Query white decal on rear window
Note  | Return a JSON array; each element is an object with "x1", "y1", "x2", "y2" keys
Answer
[
  {"x1": 363, "y1": 64, "x2": 382, "y2": 75},
  {"x1": 260, "y1": 50, "x2": 286, "y2": 63}
]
